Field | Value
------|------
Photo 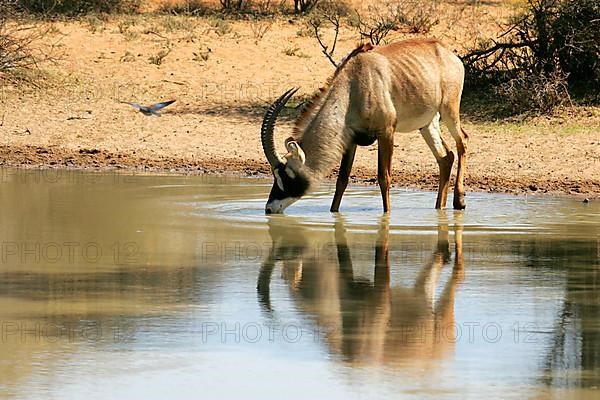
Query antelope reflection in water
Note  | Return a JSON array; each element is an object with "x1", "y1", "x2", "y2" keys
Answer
[{"x1": 258, "y1": 215, "x2": 465, "y2": 367}]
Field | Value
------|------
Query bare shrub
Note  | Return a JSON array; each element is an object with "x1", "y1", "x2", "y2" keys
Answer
[
  {"x1": 16, "y1": 0, "x2": 141, "y2": 15},
  {"x1": 283, "y1": 46, "x2": 309, "y2": 58},
  {"x1": 496, "y1": 70, "x2": 572, "y2": 114},
  {"x1": 552, "y1": 0, "x2": 599, "y2": 90},
  {"x1": 192, "y1": 45, "x2": 211, "y2": 63},
  {"x1": 255, "y1": 0, "x2": 287, "y2": 15},
  {"x1": 307, "y1": 0, "x2": 350, "y2": 67},
  {"x1": 462, "y1": 2, "x2": 558, "y2": 84},
  {"x1": 160, "y1": 14, "x2": 197, "y2": 32},
  {"x1": 250, "y1": 18, "x2": 273, "y2": 41},
  {"x1": 462, "y1": 0, "x2": 599, "y2": 111},
  {"x1": 84, "y1": 14, "x2": 105, "y2": 33},
  {"x1": 220, "y1": 0, "x2": 250, "y2": 13},
  {"x1": 352, "y1": 1, "x2": 439, "y2": 45},
  {"x1": 161, "y1": 0, "x2": 287, "y2": 16},
  {"x1": 159, "y1": 0, "x2": 210, "y2": 16},
  {"x1": 207, "y1": 17, "x2": 232, "y2": 36},
  {"x1": 395, "y1": 1, "x2": 439, "y2": 34},
  {"x1": 148, "y1": 43, "x2": 173, "y2": 65},
  {"x1": 353, "y1": 6, "x2": 397, "y2": 45},
  {"x1": 0, "y1": 1, "x2": 61, "y2": 84}
]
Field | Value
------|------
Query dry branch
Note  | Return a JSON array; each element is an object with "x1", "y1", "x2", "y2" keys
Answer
[{"x1": 0, "y1": 2, "x2": 62, "y2": 84}]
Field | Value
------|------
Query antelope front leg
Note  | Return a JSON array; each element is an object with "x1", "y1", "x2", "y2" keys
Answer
[
  {"x1": 377, "y1": 135, "x2": 394, "y2": 213},
  {"x1": 330, "y1": 144, "x2": 357, "y2": 212}
]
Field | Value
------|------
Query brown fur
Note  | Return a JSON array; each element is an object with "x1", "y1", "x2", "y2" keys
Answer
[{"x1": 294, "y1": 43, "x2": 375, "y2": 138}]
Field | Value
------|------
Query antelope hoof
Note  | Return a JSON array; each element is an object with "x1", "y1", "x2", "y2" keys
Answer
[{"x1": 453, "y1": 193, "x2": 466, "y2": 210}]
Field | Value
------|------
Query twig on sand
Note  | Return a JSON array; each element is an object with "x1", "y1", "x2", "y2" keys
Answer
[
  {"x1": 161, "y1": 79, "x2": 186, "y2": 86},
  {"x1": 66, "y1": 116, "x2": 92, "y2": 120},
  {"x1": 146, "y1": 31, "x2": 168, "y2": 40}
]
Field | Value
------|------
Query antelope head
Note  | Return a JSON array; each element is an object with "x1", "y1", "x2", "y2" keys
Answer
[{"x1": 261, "y1": 88, "x2": 310, "y2": 214}]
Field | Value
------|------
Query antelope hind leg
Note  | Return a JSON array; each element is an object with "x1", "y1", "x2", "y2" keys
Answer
[
  {"x1": 441, "y1": 103, "x2": 468, "y2": 210},
  {"x1": 420, "y1": 115, "x2": 454, "y2": 209}
]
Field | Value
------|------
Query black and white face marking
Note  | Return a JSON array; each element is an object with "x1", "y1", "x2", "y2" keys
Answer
[{"x1": 265, "y1": 164, "x2": 310, "y2": 214}]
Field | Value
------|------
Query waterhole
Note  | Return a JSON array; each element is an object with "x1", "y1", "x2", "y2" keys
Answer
[{"x1": 0, "y1": 169, "x2": 598, "y2": 399}]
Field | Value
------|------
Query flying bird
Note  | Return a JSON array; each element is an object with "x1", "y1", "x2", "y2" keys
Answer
[{"x1": 122, "y1": 100, "x2": 176, "y2": 116}]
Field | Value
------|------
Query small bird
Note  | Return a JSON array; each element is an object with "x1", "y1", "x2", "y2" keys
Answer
[{"x1": 122, "y1": 100, "x2": 176, "y2": 116}]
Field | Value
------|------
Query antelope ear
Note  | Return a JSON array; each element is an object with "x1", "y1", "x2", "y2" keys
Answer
[
  {"x1": 274, "y1": 169, "x2": 285, "y2": 191},
  {"x1": 285, "y1": 138, "x2": 306, "y2": 164}
]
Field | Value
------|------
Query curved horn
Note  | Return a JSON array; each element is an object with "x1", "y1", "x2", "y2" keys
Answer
[{"x1": 261, "y1": 87, "x2": 299, "y2": 169}]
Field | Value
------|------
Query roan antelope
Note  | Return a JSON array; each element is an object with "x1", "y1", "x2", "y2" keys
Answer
[{"x1": 260, "y1": 39, "x2": 469, "y2": 214}]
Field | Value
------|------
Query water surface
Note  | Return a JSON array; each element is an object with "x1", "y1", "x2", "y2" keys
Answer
[{"x1": 0, "y1": 169, "x2": 598, "y2": 399}]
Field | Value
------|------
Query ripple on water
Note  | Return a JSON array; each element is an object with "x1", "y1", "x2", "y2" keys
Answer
[{"x1": 187, "y1": 181, "x2": 599, "y2": 238}]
